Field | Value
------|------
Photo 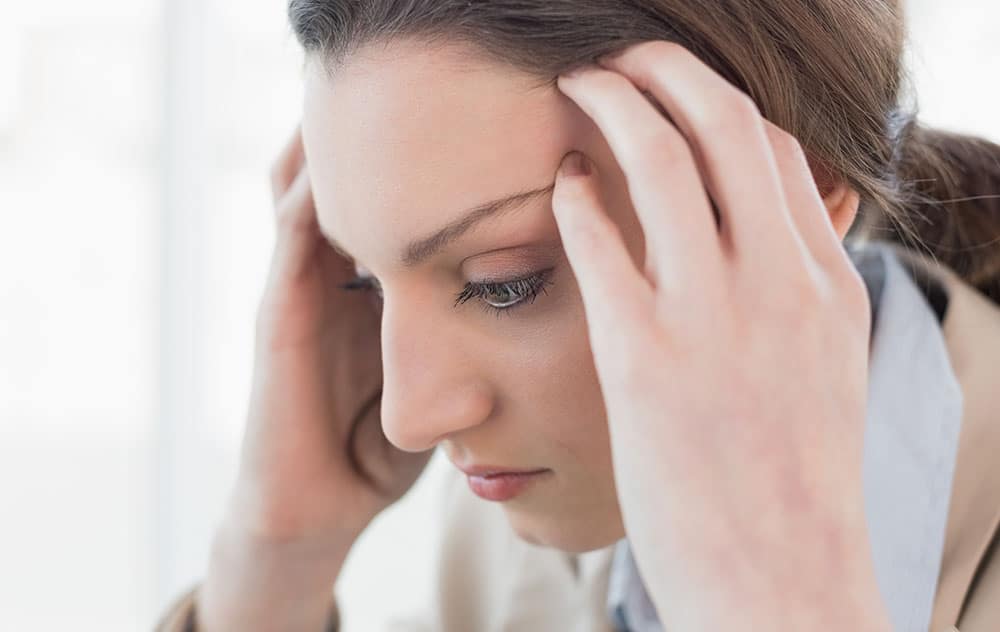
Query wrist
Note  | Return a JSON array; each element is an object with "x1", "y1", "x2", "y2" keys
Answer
[
  {"x1": 645, "y1": 532, "x2": 891, "y2": 632},
  {"x1": 197, "y1": 516, "x2": 354, "y2": 632},
  {"x1": 222, "y1": 474, "x2": 374, "y2": 544}
]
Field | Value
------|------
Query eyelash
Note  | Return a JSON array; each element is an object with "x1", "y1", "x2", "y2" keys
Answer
[{"x1": 338, "y1": 268, "x2": 555, "y2": 318}]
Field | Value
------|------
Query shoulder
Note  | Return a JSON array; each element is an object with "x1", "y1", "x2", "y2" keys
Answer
[{"x1": 887, "y1": 243, "x2": 1000, "y2": 631}]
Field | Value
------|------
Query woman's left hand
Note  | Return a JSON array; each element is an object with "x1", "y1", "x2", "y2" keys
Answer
[{"x1": 551, "y1": 41, "x2": 891, "y2": 631}]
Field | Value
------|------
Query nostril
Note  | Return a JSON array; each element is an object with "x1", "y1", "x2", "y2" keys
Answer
[{"x1": 380, "y1": 379, "x2": 497, "y2": 453}]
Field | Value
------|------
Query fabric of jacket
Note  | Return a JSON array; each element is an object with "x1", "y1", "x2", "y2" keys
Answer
[{"x1": 155, "y1": 241, "x2": 1000, "y2": 632}]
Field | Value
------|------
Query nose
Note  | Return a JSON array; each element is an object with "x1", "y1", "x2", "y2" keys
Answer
[{"x1": 378, "y1": 299, "x2": 496, "y2": 453}]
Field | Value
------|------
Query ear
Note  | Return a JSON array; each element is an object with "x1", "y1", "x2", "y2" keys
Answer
[
  {"x1": 809, "y1": 157, "x2": 859, "y2": 241},
  {"x1": 821, "y1": 179, "x2": 860, "y2": 241}
]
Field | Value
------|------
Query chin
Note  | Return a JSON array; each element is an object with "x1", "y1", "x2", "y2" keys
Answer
[{"x1": 501, "y1": 504, "x2": 625, "y2": 553}]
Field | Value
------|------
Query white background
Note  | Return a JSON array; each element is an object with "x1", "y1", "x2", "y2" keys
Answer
[{"x1": 0, "y1": 0, "x2": 997, "y2": 629}]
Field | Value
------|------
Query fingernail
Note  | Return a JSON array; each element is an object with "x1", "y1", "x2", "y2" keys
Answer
[{"x1": 558, "y1": 151, "x2": 591, "y2": 178}]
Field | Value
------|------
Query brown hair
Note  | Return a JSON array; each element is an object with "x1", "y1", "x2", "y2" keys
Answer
[{"x1": 288, "y1": 0, "x2": 1000, "y2": 304}]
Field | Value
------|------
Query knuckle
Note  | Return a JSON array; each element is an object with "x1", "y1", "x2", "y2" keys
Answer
[
  {"x1": 694, "y1": 91, "x2": 760, "y2": 136},
  {"x1": 765, "y1": 120, "x2": 801, "y2": 153},
  {"x1": 629, "y1": 40, "x2": 685, "y2": 66},
  {"x1": 733, "y1": 91, "x2": 761, "y2": 117},
  {"x1": 767, "y1": 124, "x2": 808, "y2": 166},
  {"x1": 755, "y1": 266, "x2": 825, "y2": 324},
  {"x1": 595, "y1": 68, "x2": 634, "y2": 94},
  {"x1": 628, "y1": 126, "x2": 694, "y2": 173},
  {"x1": 793, "y1": 273, "x2": 826, "y2": 308},
  {"x1": 789, "y1": 261, "x2": 829, "y2": 304},
  {"x1": 571, "y1": 65, "x2": 617, "y2": 91},
  {"x1": 836, "y1": 264, "x2": 874, "y2": 326}
]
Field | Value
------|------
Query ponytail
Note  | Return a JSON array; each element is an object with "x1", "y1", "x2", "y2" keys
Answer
[{"x1": 852, "y1": 120, "x2": 1000, "y2": 305}]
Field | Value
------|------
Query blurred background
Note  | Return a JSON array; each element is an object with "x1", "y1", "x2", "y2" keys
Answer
[{"x1": 0, "y1": 0, "x2": 997, "y2": 629}]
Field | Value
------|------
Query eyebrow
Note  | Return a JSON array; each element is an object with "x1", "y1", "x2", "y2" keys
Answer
[{"x1": 325, "y1": 182, "x2": 556, "y2": 268}]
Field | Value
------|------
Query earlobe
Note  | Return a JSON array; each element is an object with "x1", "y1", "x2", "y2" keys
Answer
[{"x1": 822, "y1": 181, "x2": 860, "y2": 240}]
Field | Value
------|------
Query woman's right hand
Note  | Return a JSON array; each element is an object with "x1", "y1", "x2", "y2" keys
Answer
[{"x1": 197, "y1": 125, "x2": 432, "y2": 632}]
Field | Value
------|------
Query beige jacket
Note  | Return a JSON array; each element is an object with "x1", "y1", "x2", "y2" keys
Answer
[{"x1": 155, "y1": 245, "x2": 1000, "y2": 631}]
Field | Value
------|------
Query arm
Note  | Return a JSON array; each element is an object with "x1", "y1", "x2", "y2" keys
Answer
[
  {"x1": 152, "y1": 124, "x2": 429, "y2": 632},
  {"x1": 153, "y1": 584, "x2": 340, "y2": 632}
]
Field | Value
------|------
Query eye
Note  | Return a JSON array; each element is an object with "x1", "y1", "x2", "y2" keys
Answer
[
  {"x1": 339, "y1": 274, "x2": 383, "y2": 297},
  {"x1": 454, "y1": 268, "x2": 555, "y2": 317},
  {"x1": 338, "y1": 269, "x2": 555, "y2": 318}
]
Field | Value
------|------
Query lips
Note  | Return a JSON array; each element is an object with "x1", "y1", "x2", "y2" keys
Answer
[
  {"x1": 457, "y1": 464, "x2": 548, "y2": 477},
  {"x1": 459, "y1": 465, "x2": 552, "y2": 502}
]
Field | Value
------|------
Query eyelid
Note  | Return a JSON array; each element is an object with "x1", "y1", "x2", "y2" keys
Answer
[
  {"x1": 455, "y1": 267, "x2": 555, "y2": 314},
  {"x1": 339, "y1": 267, "x2": 555, "y2": 314}
]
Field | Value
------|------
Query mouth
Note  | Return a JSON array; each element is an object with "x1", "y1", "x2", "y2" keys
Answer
[{"x1": 456, "y1": 464, "x2": 553, "y2": 502}]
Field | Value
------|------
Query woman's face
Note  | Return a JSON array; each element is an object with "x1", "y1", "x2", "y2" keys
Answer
[{"x1": 302, "y1": 38, "x2": 649, "y2": 552}]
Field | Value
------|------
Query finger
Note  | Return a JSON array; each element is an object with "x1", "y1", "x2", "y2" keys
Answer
[
  {"x1": 556, "y1": 68, "x2": 726, "y2": 297},
  {"x1": 270, "y1": 123, "x2": 306, "y2": 206},
  {"x1": 761, "y1": 119, "x2": 856, "y2": 275},
  {"x1": 266, "y1": 166, "x2": 321, "y2": 290},
  {"x1": 274, "y1": 165, "x2": 315, "y2": 229},
  {"x1": 552, "y1": 151, "x2": 654, "y2": 340},
  {"x1": 598, "y1": 41, "x2": 809, "y2": 274}
]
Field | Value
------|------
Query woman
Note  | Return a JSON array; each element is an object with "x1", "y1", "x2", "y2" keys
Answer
[{"x1": 157, "y1": 1, "x2": 1000, "y2": 630}]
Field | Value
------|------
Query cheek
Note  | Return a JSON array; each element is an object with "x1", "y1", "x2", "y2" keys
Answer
[
  {"x1": 493, "y1": 294, "x2": 627, "y2": 547},
  {"x1": 507, "y1": 291, "x2": 611, "y2": 460}
]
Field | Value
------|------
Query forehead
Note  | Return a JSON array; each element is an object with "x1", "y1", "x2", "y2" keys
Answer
[{"x1": 302, "y1": 38, "x2": 589, "y2": 268}]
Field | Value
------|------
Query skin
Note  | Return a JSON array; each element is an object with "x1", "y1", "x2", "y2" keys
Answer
[
  {"x1": 198, "y1": 36, "x2": 881, "y2": 632},
  {"x1": 554, "y1": 43, "x2": 890, "y2": 629},
  {"x1": 302, "y1": 38, "x2": 637, "y2": 552},
  {"x1": 301, "y1": 37, "x2": 864, "y2": 560}
]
